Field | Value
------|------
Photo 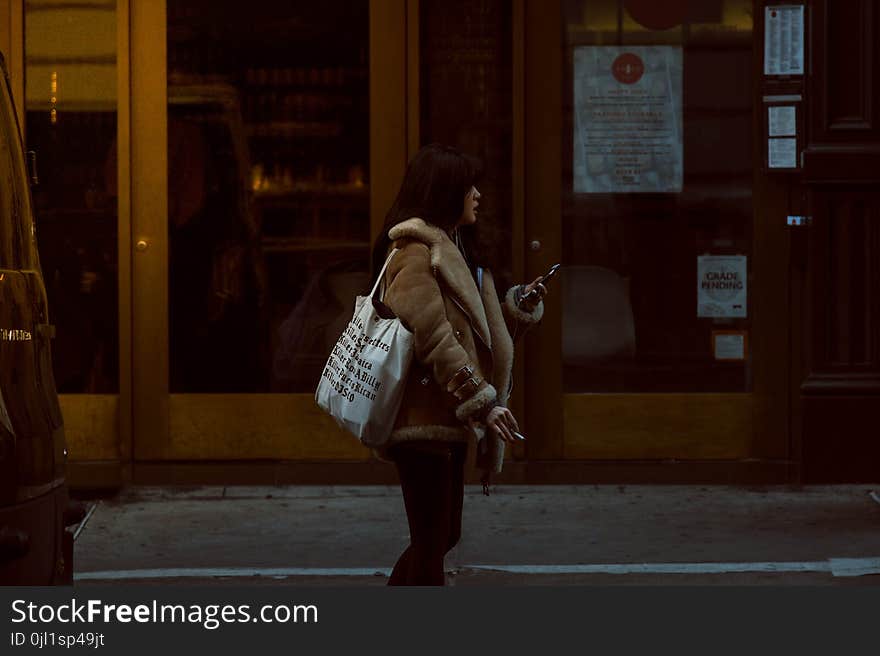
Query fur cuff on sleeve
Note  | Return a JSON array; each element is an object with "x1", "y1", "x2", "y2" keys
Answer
[
  {"x1": 487, "y1": 433, "x2": 506, "y2": 474},
  {"x1": 505, "y1": 286, "x2": 544, "y2": 324},
  {"x1": 473, "y1": 429, "x2": 506, "y2": 475},
  {"x1": 454, "y1": 383, "x2": 498, "y2": 422}
]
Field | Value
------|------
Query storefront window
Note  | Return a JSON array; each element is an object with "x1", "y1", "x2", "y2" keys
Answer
[
  {"x1": 167, "y1": 1, "x2": 369, "y2": 393},
  {"x1": 24, "y1": 0, "x2": 119, "y2": 393},
  {"x1": 420, "y1": 0, "x2": 513, "y2": 286},
  {"x1": 562, "y1": 0, "x2": 754, "y2": 392}
]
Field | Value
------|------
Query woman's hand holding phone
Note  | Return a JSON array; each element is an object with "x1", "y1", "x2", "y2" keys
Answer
[
  {"x1": 519, "y1": 263, "x2": 559, "y2": 311},
  {"x1": 519, "y1": 277, "x2": 548, "y2": 311}
]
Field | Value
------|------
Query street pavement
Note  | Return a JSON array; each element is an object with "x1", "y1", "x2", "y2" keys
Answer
[{"x1": 72, "y1": 484, "x2": 880, "y2": 586}]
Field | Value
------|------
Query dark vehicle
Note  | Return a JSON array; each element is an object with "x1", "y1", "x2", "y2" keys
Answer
[{"x1": 0, "y1": 51, "x2": 73, "y2": 585}]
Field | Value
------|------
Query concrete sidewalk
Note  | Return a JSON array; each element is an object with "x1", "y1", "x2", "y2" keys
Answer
[{"x1": 72, "y1": 485, "x2": 880, "y2": 585}]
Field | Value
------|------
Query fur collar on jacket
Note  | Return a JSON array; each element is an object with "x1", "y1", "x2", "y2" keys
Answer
[{"x1": 388, "y1": 217, "x2": 492, "y2": 347}]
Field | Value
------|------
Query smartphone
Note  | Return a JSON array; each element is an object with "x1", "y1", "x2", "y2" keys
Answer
[
  {"x1": 539, "y1": 263, "x2": 561, "y2": 285},
  {"x1": 522, "y1": 263, "x2": 561, "y2": 303}
]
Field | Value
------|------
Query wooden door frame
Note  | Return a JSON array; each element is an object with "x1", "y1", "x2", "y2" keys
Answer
[
  {"x1": 523, "y1": 0, "x2": 564, "y2": 461},
  {"x1": 522, "y1": 0, "x2": 791, "y2": 476},
  {"x1": 129, "y1": 0, "x2": 413, "y2": 471},
  {"x1": 129, "y1": 0, "x2": 167, "y2": 462},
  {"x1": 752, "y1": 0, "x2": 797, "y2": 471},
  {"x1": 797, "y1": 0, "x2": 880, "y2": 482}
]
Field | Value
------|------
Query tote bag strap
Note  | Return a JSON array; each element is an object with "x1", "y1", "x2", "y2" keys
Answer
[{"x1": 370, "y1": 248, "x2": 400, "y2": 301}]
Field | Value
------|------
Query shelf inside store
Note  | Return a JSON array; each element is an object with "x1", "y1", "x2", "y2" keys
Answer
[
  {"x1": 260, "y1": 238, "x2": 370, "y2": 254},
  {"x1": 243, "y1": 67, "x2": 367, "y2": 89},
  {"x1": 245, "y1": 121, "x2": 343, "y2": 138},
  {"x1": 253, "y1": 184, "x2": 368, "y2": 206},
  {"x1": 33, "y1": 207, "x2": 116, "y2": 221}
]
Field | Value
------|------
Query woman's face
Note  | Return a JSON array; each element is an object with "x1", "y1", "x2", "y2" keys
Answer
[{"x1": 458, "y1": 186, "x2": 481, "y2": 226}]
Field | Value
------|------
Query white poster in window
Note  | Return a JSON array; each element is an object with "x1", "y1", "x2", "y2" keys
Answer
[
  {"x1": 768, "y1": 105, "x2": 796, "y2": 136},
  {"x1": 768, "y1": 137, "x2": 798, "y2": 168},
  {"x1": 573, "y1": 46, "x2": 683, "y2": 193},
  {"x1": 764, "y1": 6, "x2": 805, "y2": 75},
  {"x1": 697, "y1": 255, "x2": 747, "y2": 318}
]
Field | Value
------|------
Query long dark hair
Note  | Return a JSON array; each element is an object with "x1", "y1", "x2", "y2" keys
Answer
[{"x1": 371, "y1": 143, "x2": 484, "y2": 282}]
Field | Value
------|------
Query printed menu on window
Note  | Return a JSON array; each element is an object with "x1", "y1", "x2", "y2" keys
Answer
[{"x1": 764, "y1": 5, "x2": 805, "y2": 75}]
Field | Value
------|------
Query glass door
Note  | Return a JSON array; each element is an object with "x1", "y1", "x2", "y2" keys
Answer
[
  {"x1": 21, "y1": 0, "x2": 123, "y2": 481},
  {"x1": 131, "y1": 1, "x2": 398, "y2": 463},
  {"x1": 524, "y1": 0, "x2": 787, "y2": 464}
]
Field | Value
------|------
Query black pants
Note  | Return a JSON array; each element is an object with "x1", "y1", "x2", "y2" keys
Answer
[{"x1": 387, "y1": 441, "x2": 468, "y2": 586}]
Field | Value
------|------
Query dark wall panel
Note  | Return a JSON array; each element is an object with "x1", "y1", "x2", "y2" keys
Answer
[
  {"x1": 800, "y1": 0, "x2": 880, "y2": 481},
  {"x1": 825, "y1": 0, "x2": 874, "y2": 130}
]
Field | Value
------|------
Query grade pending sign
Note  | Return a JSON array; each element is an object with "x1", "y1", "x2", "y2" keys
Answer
[
  {"x1": 573, "y1": 46, "x2": 683, "y2": 193},
  {"x1": 697, "y1": 255, "x2": 747, "y2": 318}
]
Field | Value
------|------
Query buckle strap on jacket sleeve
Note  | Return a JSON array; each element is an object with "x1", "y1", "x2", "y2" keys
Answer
[
  {"x1": 446, "y1": 364, "x2": 475, "y2": 393},
  {"x1": 452, "y1": 376, "x2": 482, "y2": 401}
]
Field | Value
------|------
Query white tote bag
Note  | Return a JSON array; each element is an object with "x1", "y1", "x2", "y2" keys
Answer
[{"x1": 315, "y1": 249, "x2": 414, "y2": 447}]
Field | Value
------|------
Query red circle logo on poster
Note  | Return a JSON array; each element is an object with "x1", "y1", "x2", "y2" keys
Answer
[{"x1": 612, "y1": 53, "x2": 645, "y2": 85}]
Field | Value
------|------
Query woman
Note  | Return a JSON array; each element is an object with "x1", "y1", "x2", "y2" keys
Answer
[{"x1": 373, "y1": 144, "x2": 548, "y2": 586}]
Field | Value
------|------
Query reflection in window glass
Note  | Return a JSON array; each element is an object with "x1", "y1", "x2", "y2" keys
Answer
[
  {"x1": 25, "y1": 0, "x2": 119, "y2": 393},
  {"x1": 563, "y1": 0, "x2": 753, "y2": 392},
  {"x1": 167, "y1": 1, "x2": 370, "y2": 393}
]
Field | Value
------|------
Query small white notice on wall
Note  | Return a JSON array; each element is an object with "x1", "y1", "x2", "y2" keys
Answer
[
  {"x1": 764, "y1": 5, "x2": 805, "y2": 75},
  {"x1": 713, "y1": 332, "x2": 747, "y2": 361},
  {"x1": 698, "y1": 255, "x2": 747, "y2": 318},
  {"x1": 768, "y1": 137, "x2": 798, "y2": 168},
  {"x1": 768, "y1": 106, "x2": 796, "y2": 136}
]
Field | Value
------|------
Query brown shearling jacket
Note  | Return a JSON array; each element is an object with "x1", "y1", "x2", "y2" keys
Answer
[{"x1": 374, "y1": 218, "x2": 544, "y2": 475}]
